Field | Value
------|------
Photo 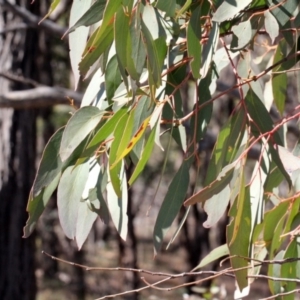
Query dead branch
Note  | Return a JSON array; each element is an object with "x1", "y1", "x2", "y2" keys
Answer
[{"x1": 0, "y1": 86, "x2": 82, "y2": 109}]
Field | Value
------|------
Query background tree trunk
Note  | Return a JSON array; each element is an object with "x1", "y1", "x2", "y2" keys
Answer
[{"x1": 0, "y1": 0, "x2": 44, "y2": 298}]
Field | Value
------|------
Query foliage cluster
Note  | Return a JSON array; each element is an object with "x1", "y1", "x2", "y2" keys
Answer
[{"x1": 24, "y1": 0, "x2": 300, "y2": 298}]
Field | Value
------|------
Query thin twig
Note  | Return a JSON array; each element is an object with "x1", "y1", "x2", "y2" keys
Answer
[{"x1": 260, "y1": 289, "x2": 300, "y2": 300}]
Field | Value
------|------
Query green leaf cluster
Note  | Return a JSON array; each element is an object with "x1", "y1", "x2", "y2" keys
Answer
[{"x1": 26, "y1": 0, "x2": 300, "y2": 296}]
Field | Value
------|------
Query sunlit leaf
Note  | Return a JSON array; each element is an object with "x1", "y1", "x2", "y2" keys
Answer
[
  {"x1": 200, "y1": 21, "x2": 219, "y2": 78},
  {"x1": 57, "y1": 162, "x2": 90, "y2": 239},
  {"x1": 60, "y1": 107, "x2": 105, "y2": 162},
  {"x1": 107, "y1": 163, "x2": 128, "y2": 240},
  {"x1": 69, "y1": 0, "x2": 93, "y2": 89},
  {"x1": 111, "y1": 116, "x2": 150, "y2": 169},
  {"x1": 68, "y1": 0, "x2": 118, "y2": 32},
  {"x1": 268, "y1": 0, "x2": 298, "y2": 27},
  {"x1": 264, "y1": 10, "x2": 279, "y2": 43},
  {"x1": 40, "y1": 0, "x2": 61, "y2": 23},
  {"x1": 212, "y1": 0, "x2": 252, "y2": 23},
  {"x1": 194, "y1": 244, "x2": 229, "y2": 270},
  {"x1": 76, "y1": 199, "x2": 98, "y2": 250}
]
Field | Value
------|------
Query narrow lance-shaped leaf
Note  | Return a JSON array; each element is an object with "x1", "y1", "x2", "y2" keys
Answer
[
  {"x1": 107, "y1": 163, "x2": 128, "y2": 241},
  {"x1": 193, "y1": 244, "x2": 229, "y2": 270},
  {"x1": 83, "y1": 107, "x2": 128, "y2": 157},
  {"x1": 60, "y1": 106, "x2": 105, "y2": 162},
  {"x1": 200, "y1": 21, "x2": 219, "y2": 78},
  {"x1": 272, "y1": 39, "x2": 288, "y2": 115},
  {"x1": 111, "y1": 116, "x2": 151, "y2": 169},
  {"x1": 187, "y1": 4, "x2": 201, "y2": 78},
  {"x1": 40, "y1": 0, "x2": 61, "y2": 23},
  {"x1": 184, "y1": 161, "x2": 236, "y2": 206},
  {"x1": 227, "y1": 184, "x2": 251, "y2": 291},
  {"x1": 129, "y1": 120, "x2": 157, "y2": 185},
  {"x1": 141, "y1": 18, "x2": 167, "y2": 87},
  {"x1": 23, "y1": 172, "x2": 61, "y2": 238},
  {"x1": 69, "y1": 0, "x2": 93, "y2": 89},
  {"x1": 33, "y1": 127, "x2": 64, "y2": 196},
  {"x1": 154, "y1": 157, "x2": 193, "y2": 255},
  {"x1": 109, "y1": 110, "x2": 134, "y2": 196},
  {"x1": 105, "y1": 55, "x2": 122, "y2": 101},
  {"x1": 57, "y1": 161, "x2": 90, "y2": 239},
  {"x1": 79, "y1": 23, "x2": 114, "y2": 77},
  {"x1": 75, "y1": 199, "x2": 99, "y2": 250},
  {"x1": 65, "y1": 0, "x2": 122, "y2": 34}
]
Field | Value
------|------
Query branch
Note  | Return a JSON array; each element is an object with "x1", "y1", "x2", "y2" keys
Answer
[
  {"x1": 1, "y1": 0, "x2": 67, "y2": 37},
  {"x1": 0, "y1": 86, "x2": 82, "y2": 109}
]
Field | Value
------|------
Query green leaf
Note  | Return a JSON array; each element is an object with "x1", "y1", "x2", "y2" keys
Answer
[
  {"x1": 281, "y1": 239, "x2": 298, "y2": 298},
  {"x1": 245, "y1": 88, "x2": 282, "y2": 145},
  {"x1": 112, "y1": 116, "x2": 150, "y2": 169},
  {"x1": 67, "y1": 0, "x2": 116, "y2": 32},
  {"x1": 263, "y1": 201, "x2": 289, "y2": 248},
  {"x1": 57, "y1": 162, "x2": 90, "y2": 239},
  {"x1": 153, "y1": 157, "x2": 192, "y2": 255},
  {"x1": 129, "y1": 121, "x2": 157, "y2": 185},
  {"x1": 69, "y1": 0, "x2": 93, "y2": 89},
  {"x1": 76, "y1": 199, "x2": 98, "y2": 250},
  {"x1": 60, "y1": 107, "x2": 105, "y2": 162},
  {"x1": 105, "y1": 55, "x2": 122, "y2": 101},
  {"x1": 184, "y1": 161, "x2": 235, "y2": 206},
  {"x1": 130, "y1": 10, "x2": 147, "y2": 78},
  {"x1": 109, "y1": 110, "x2": 134, "y2": 196},
  {"x1": 194, "y1": 244, "x2": 229, "y2": 270},
  {"x1": 204, "y1": 106, "x2": 246, "y2": 185},
  {"x1": 23, "y1": 172, "x2": 61, "y2": 238},
  {"x1": 212, "y1": 0, "x2": 252, "y2": 23},
  {"x1": 272, "y1": 40, "x2": 288, "y2": 115},
  {"x1": 79, "y1": 23, "x2": 114, "y2": 77},
  {"x1": 141, "y1": 19, "x2": 167, "y2": 87},
  {"x1": 187, "y1": 5, "x2": 202, "y2": 78},
  {"x1": 268, "y1": 250, "x2": 284, "y2": 294},
  {"x1": 84, "y1": 107, "x2": 128, "y2": 156},
  {"x1": 227, "y1": 185, "x2": 251, "y2": 291},
  {"x1": 40, "y1": 0, "x2": 61, "y2": 22},
  {"x1": 106, "y1": 164, "x2": 128, "y2": 240},
  {"x1": 81, "y1": 69, "x2": 107, "y2": 108},
  {"x1": 33, "y1": 127, "x2": 64, "y2": 196},
  {"x1": 268, "y1": 0, "x2": 298, "y2": 27},
  {"x1": 264, "y1": 10, "x2": 279, "y2": 43},
  {"x1": 190, "y1": 73, "x2": 214, "y2": 143},
  {"x1": 230, "y1": 16, "x2": 263, "y2": 51},
  {"x1": 155, "y1": 0, "x2": 176, "y2": 17},
  {"x1": 200, "y1": 21, "x2": 219, "y2": 78}
]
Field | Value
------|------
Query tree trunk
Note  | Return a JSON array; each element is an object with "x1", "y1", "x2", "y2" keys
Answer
[{"x1": 0, "y1": 0, "x2": 42, "y2": 298}]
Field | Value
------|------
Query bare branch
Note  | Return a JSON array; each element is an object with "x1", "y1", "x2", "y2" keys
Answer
[
  {"x1": 0, "y1": 71, "x2": 40, "y2": 87},
  {"x1": 1, "y1": 0, "x2": 67, "y2": 37},
  {"x1": 0, "y1": 86, "x2": 82, "y2": 109},
  {"x1": 260, "y1": 289, "x2": 300, "y2": 300}
]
